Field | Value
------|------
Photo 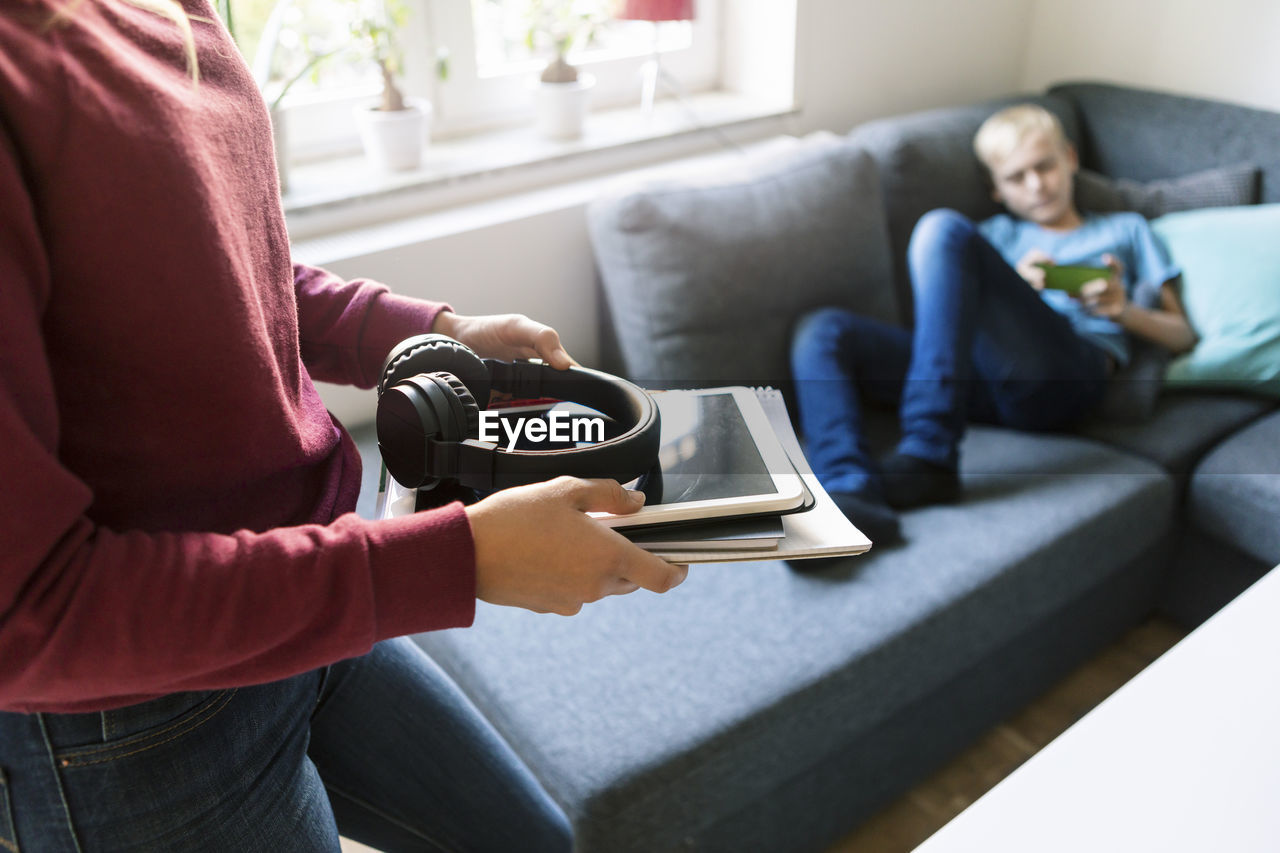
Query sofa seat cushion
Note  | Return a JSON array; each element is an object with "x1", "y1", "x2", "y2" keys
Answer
[
  {"x1": 1187, "y1": 410, "x2": 1280, "y2": 565},
  {"x1": 412, "y1": 428, "x2": 1171, "y2": 853},
  {"x1": 1076, "y1": 391, "x2": 1274, "y2": 480},
  {"x1": 587, "y1": 133, "x2": 897, "y2": 391},
  {"x1": 1162, "y1": 531, "x2": 1275, "y2": 628}
]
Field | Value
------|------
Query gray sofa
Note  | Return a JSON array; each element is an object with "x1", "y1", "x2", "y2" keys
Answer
[{"x1": 407, "y1": 83, "x2": 1280, "y2": 852}]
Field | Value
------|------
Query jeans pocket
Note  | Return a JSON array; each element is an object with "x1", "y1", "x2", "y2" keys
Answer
[
  {"x1": 0, "y1": 767, "x2": 18, "y2": 852},
  {"x1": 53, "y1": 689, "x2": 237, "y2": 769},
  {"x1": 43, "y1": 676, "x2": 336, "y2": 853}
]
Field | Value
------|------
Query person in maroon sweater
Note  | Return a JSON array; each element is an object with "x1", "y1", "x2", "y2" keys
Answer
[{"x1": 0, "y1": 0, "x2": 686, "y2": 849}]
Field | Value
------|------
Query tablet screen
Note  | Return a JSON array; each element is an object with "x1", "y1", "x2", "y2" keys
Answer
[
  {"x1": 650, "y1": 392, "x2": 778, "y2": 503},
  {"x1": 491, "y1": 392, "x2": 778, "y2": 505}
]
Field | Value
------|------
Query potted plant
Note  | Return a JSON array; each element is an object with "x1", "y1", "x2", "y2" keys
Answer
[
  {"x1": 247, "y1": 0, "x2": 432, "y2": 183},
  {"x1": 350, "y1": 0, "x2": 432, "y2": 170},
  {"x1": 525, "y1": 0, "x2": 607, "y2": 139}
]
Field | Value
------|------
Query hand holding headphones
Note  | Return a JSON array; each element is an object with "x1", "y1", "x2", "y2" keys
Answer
[
  {"x1": 376, "y1": 315, "x2": 686, "y2": 614},
  {"x1": 376, "y1": 331, "x2": 661, "y2": 493},
  {"x1": 431, "y1": 311, "x2": 576, "y2": 370}
]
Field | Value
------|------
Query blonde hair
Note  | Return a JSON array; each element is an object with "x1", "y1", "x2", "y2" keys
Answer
[
  {"x1": 973, "y1": 104, "x2": 1069, "y2": 171},
  {"x1": 45, "y1": 0, "x2": 200, "y2": 83}
]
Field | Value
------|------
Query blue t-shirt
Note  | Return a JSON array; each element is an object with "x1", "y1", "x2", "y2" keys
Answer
[{"x1": 978, "y1": 211, "x2": 1180, "y2": 366}]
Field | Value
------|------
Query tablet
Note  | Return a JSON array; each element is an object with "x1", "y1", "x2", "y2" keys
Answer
[{"x1": 589, "y1": 387, "x2": 807, "y2": 529}]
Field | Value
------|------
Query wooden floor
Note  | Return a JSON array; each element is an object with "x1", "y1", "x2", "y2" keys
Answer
[
  {"x1": 339, "y1": 616, "x2": 1187, "y2": 853},
  {"x1": 826, "y1": 615, "x2": 1188, "y2": 852}
]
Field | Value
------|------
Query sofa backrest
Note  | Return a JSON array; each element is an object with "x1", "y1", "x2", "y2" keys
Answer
[
  {"x1": 1050, "y1": 82, "x2": 1280, "y2": 204},
  {"x1": 586, "y1": 83, "x2": 1277, "y2": 394},
  {"x1": 847, "y1": 94, "x2": 1082, "y2": 324},
  {"x1": 588, "y1": 134, "x2": 897, "y2": 393}
]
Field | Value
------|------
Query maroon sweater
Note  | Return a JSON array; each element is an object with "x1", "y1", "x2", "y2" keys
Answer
[{"x1": 0, "y1": 0, "x2": 476, "y2": 712}]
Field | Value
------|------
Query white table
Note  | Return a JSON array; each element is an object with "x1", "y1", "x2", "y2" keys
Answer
[{"x1": 915, "y1": 565, "x2": 1280, "y2": 853}]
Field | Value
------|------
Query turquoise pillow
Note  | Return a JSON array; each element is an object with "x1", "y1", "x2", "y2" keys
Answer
[{"x1": 1153, "y1": 204, "x2": 1280, "y2": 397}]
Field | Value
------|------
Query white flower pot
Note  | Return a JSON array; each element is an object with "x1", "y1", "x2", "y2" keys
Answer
[
  {"x1": 533, "y1": 74, "x2": 595, "y2": 140},
  {"x1": 355, "y1": 97, "x2": 432, "y2": 172}
]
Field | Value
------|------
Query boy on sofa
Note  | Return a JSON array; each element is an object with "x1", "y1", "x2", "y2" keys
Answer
[{"x1": 791, "y1": 104, "x2": 1197, "y2": 543}]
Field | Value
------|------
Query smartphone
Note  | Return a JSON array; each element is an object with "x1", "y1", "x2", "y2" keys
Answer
[{"x1": 1034, "y1": 262, "x2": 1110, "y2": 295}]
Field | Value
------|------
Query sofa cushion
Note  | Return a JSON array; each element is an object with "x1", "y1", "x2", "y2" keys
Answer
[
  {"x1": 1186, "y1": 410, "x2": 1280, "y2": 565},
  {"x1": 1077, "y1": 391, "x2": 1274, "y2": 480},
  {"x1": 1090, "y1": 288, "x2": 1171, "y2": 424},
  {"x1": 1049, "y1": 82, "x2": 1280, "y2": 203},
  {"x1": 587, "y1": 133, "x2": 896, "y2": 390},
  {"x1": 847, "y1": 94, "x2": 1080, "y2": 321},
  {"x1": 413, "y1": 427, "x2": 1171, "y2": 853},
  {"x1": 1153, "y1": 204, "x2": 1280, "y2": 397},
  {"x1": 1075, "y1": 163, "x2": 1261, "y2": 219}
]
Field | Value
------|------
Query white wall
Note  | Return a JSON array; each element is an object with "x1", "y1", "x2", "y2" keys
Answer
[
  {"x1": 303, "y1": 193, "x2": 605, "y2": 426},
  {"x1": 1021, "y1": 0, "x2": 1280, "y2": 112},
  {"x1": 723, "y1": 0, "x2": 1038, "y2": 133},
  {"x1": 793, "y1": 0, "x2": 1035, "y2": 133},
  {"x1": 721, "y1": 0, "x2": 798, "y2": 108}
]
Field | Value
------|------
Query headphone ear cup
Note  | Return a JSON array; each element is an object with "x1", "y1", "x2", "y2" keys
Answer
[
  {"x1": 376, "y1": 371, "x2": 481, "y2": 489},
  {"x1": 429, "y1": 371, "x2": 480, "y2": 441},
  {"x1": 377, "y1": 334, "x2": 492, "y2": 407}
]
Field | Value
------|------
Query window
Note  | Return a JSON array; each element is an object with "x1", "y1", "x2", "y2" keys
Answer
[
  {"x1": 470, "y1": 0, "x2": 694, "y2": 76},
  {"x1": 434, "y1": 0, "x2": 719, "y2": 135},
  {"x1": 228, "y1": 0, "x2": 721, "y2": 159},
  {"x1": 229, "y1": 0, "x2": 425, "y2": 160}
]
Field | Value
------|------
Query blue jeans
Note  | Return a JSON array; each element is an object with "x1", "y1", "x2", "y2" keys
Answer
[
  {"x1": 0, "y1": 637, "x2": 571, "y2": 852},
  {"x1": 790, "y1": 208, "x2": 1109, "y2": 495}
]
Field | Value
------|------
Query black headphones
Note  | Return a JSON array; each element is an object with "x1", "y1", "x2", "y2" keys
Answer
[{"x1": 376, "y1": 334, "x2": 661, "y2": 492}]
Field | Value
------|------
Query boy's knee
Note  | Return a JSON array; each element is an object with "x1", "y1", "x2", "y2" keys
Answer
[
  {"x1": 792, "y1": 307, "x2": 856, "y2": 355},
  {"x1": 909, "y1": 208, "x2": 977, "y2": 259}
]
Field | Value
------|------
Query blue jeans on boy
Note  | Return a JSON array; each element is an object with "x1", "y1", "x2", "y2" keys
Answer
[
  {"x1": 0, "y1": 637, "x2": 571, "y2": 852},
  {"x1": 791, "y1": 208, "x2": 1109, "y2": 497}
]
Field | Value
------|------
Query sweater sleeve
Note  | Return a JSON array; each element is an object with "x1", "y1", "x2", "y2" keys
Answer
[
  {"x1": 293, "y1": 263, "x2": 454, "y2": 388},
  {"x1": 0, "y1": 130, "x2": 476, "y2": 714}
]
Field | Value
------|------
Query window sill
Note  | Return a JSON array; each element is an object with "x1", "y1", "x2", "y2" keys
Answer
[{"x1": 282, "y1": 90, "x2": 797, "y2": 241}]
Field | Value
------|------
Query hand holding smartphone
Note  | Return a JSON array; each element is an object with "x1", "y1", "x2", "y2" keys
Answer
[{"x1": 1034, "y1": 262, "x2": 1110, "y2": 296}]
